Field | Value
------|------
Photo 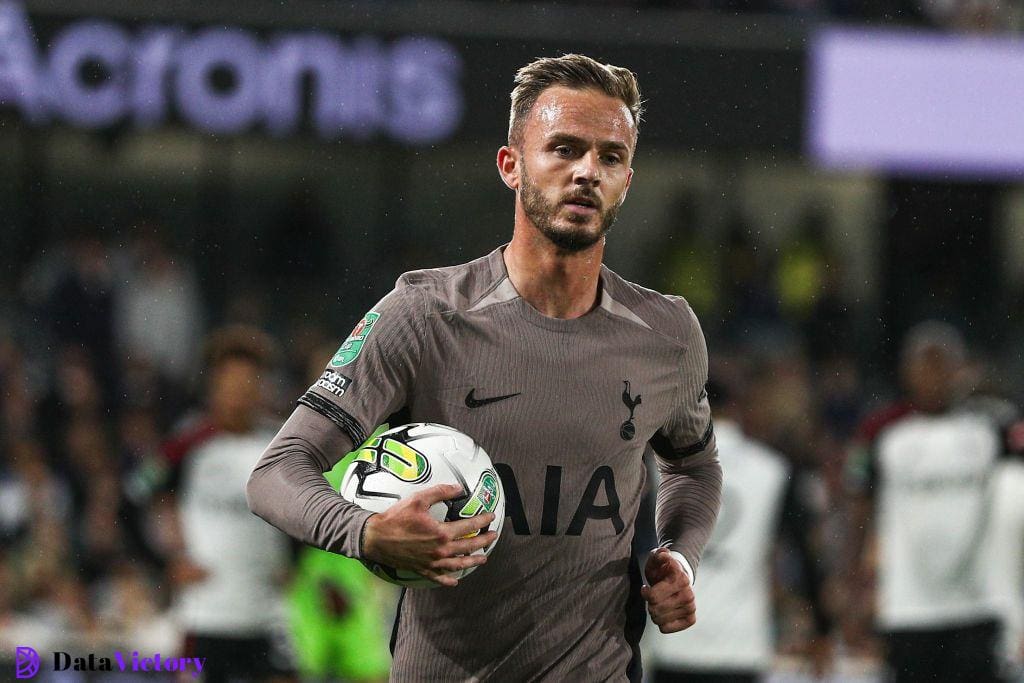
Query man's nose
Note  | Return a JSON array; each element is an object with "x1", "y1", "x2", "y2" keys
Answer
[{"x1": 573, "y1": 151, "x2": 601, "y2": 186}]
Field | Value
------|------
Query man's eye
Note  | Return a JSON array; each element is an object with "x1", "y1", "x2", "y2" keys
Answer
[
  {"x1": 602, "y1": 155, "x2": 621, "y2": 165},
  {"x1": 554, "y1": 146, "x2": 572, "y2": 157}
]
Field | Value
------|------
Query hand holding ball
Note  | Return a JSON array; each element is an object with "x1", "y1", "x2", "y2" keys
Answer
[{"x1": 340, "y1": 423, "x2": 504, "y2": 587}]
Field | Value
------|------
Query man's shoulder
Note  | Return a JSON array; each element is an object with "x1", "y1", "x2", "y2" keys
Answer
[
  {"x1": 600, "y1": 266, "x2": 702, "y2": 345},
  {"x1": 393, "y1": 250, "x2": 501, "y2": 313}
]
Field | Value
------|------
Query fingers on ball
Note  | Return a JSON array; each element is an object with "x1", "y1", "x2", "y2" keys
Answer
[
  {"x1": 447, "y1": 532, "x2": 497, "y2": 556},
  {"x1": 448, "y1": 514, "x2": 494, "y2": 538},
  {"x1": 421, "y1": 483, "x2": 464, "y2": 506},
  {"x1": 429, "y1": 555, "x2": 487, "y2": 572}
]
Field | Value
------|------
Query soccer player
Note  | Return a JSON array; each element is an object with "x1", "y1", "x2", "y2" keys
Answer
[
  {"x1": 845, "y1": 321, "x2": 1011, "y2": 682},
  {"x1": 160, "y1": 326, "x2": 293, "y2": 681},
  {"x1": 646, "y1": 375, "x2": 832, "y2": 682},
  {"x1": 247, "y1": 54, "x2": 723, "y2": 681}
]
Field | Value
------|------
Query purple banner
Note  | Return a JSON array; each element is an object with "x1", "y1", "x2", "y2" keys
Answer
[{"x1": 807, "y1": 26, "x2": 1024, "y2": 178}]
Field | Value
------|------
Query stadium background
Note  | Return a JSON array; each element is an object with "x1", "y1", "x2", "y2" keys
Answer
[{"x1": 1, "y1": 0, "x2": 1022, "y2": 680}]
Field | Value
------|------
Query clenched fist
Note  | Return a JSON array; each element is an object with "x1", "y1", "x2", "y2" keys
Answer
[{"x1": 641, "y1": 548, "x2": 697, "y2": 633}]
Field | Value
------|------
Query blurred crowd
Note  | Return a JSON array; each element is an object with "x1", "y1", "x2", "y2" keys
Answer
[
  {"x1": 0, "y1": 229, "x2": 395, "y2": 680},
  {"x1": 0, "y1": 218, "x2": 1022, "y2": 681}
]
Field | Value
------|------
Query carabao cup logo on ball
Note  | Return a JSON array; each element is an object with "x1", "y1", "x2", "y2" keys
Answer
[
  {"x1": 459, "y1": 471, "x2": 500, "y2": 518},
  {"x1": 331, "y1": 311, "x2": 380, "y2": 367},
  {"x1": 15, "y1": 647, "x2": 40, "y2": 679}
]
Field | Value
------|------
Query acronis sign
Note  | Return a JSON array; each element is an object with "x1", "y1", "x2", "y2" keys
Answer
[{"x1": 0, "y1": 1, "x2": 464, "y2": 143}]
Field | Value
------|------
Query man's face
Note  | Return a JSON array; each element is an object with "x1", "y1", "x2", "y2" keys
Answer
[
  {"x1": 902, "y1": 345, "x2": 961, "y2": 411},
  {"x1": 511, "y1": 86, "x2": 635, "y2": 252},
  {"x1": 208, "y1": 357, "x2": 263, "y2": 430}
]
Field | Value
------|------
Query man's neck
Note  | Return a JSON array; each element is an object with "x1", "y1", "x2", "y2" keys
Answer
[{"x1": 503, "y1": 224, "x2": 604, "y2": 319}]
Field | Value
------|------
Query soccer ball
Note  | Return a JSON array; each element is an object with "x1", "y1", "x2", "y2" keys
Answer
[{"x1": 339, "y1": 423, "x2": 505, "y2": 588}]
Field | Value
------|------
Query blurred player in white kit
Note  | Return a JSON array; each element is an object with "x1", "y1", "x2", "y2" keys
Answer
[
  {"x1": 159, "y1": 326, "x2": 292, "y2": 682},
  {"x1": 646, "y1": 372, "x2": 832, "y2": 682}
]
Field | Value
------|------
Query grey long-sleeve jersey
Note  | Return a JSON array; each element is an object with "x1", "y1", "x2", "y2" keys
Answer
[{"x1": 247, "y1": 245, "x2": 722, "y2": 682}]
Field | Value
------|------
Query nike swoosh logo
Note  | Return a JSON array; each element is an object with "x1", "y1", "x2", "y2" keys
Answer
[{"x1": 465, "y1": 389, "x2": 521, "y2": 408}]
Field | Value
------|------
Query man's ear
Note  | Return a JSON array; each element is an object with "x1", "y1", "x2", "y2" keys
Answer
[
  {"x1": 620, "y1": 167, "x2": 634, "y2": 203},
  {"x1": 497, "y1": 146, "x2": 519, "y2": 190}
]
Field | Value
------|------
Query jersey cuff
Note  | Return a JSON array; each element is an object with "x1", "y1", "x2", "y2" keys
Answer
[{"x1": 669, "y1": 551, "x2": 694, "y2": 585}]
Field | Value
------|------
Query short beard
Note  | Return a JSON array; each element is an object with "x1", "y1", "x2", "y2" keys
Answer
[{"x1": 520, "y1": 166, "x2": 621, "y2": 253}]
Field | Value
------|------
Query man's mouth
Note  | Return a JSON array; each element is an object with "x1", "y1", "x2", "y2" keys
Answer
[{"x1": 563, "y1": 196, "x2": 599, "y2": 211}]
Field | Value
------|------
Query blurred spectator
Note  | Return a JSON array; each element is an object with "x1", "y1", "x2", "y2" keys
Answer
[
  {"x1": 720, "y1": 215, "x2": 783, "y2": 343},
  {"x1": 0, "y1": 438, "x2": 68, "y2": 546},
  {"x1": 157, "y1": 325, "x2": 293, "y2": 682},
  {"x1": 844, "y1": 320, "x2": 1010, "y2": 682},
  {"x1": 816, "y1": 353, "x2": 864, "y2": 441},
  {"x1": 27, "y1": 234, "x2": 119, "y2": 404},
  {"x1": 775, "y1": 208, "x2": 857, "y2": 362},
  {"x1": 3, "y1": 521, "x2": 96, "y2": 654},
  {"x1": 93, "y1": 560, "x2": 180, "y2": 656},
  {"x1": 0, "y1": 336, "x2": 37, "y2": 439},
  {"x1": 646, "y1": 373, "x2": 833, "y2": 681},
  {"x1": 776, "y1": 209, "x2": 831, "y2": 325},
  {"x1": 118, "y1": 405, "x2": 163, "y2": 471},
  {"x1": 35, "y1": 345, "x2": 106, "y2": 460},
  {"x1": 114, "y1": 231, "x2": 205, "y2": 387},
  {"x1": 118, "y1": 354, "x2": 189, "y2": 432},
  {"x1": 653, "y1": 193, "x2": 722, "y2": 321},
  {"x1": 0, "y1": 554, "x2": 14, "y2": 638}
]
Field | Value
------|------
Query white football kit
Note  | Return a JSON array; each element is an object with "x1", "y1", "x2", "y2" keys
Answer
[
  {"x1": 647, "y1": 420, "x2": 790, "y2": 671},
  {"x1": 870, "y1": 410, "x2": 1000, "y2": 629},
  {"x1": 171, "y1": 423, "x2": 291, "y2": 635}
]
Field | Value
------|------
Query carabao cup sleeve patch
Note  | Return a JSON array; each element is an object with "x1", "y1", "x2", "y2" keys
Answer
[{"x1": 331, "y1": 311, "x2": 381, "y2": 367}]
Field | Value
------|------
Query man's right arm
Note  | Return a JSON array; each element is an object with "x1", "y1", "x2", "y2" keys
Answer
[
  {"x1": 246, "y1": 405, "x2": 497, "y2": 585},
  {"x1": 246, "y1": 404, "x2": 373, "y2": 558},
  {"x1": 248, "y1": 285, "x2": 419, "y2": 559},
  {"x1": 248, "y1": 282, "x2": 496, "y2": 583}
]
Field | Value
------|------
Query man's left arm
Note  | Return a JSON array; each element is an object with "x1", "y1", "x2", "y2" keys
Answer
[
  {"x1": 644, "y1": 445, "x2": 722, "y2": 632},
  {"x1": 643, "y1": 301, "x2": 722, "y2": 633}
]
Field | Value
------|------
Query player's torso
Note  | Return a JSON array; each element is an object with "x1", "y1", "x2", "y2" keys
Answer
[
  {"x1": 411, "y1": 299, "x2": 678, "y2": 547},
  {"x1": 396, "y1": 298, "x2": 681, "y2": 682},
  {"x1": 178, "y1": 430, "x2": 291, "y2": 585},
  {"x1": 177, "y1": 428, "x2": 290, "y2": 632},
  {"x1": 874, "y1": 412, "x2": 999, "y2": 627}
]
